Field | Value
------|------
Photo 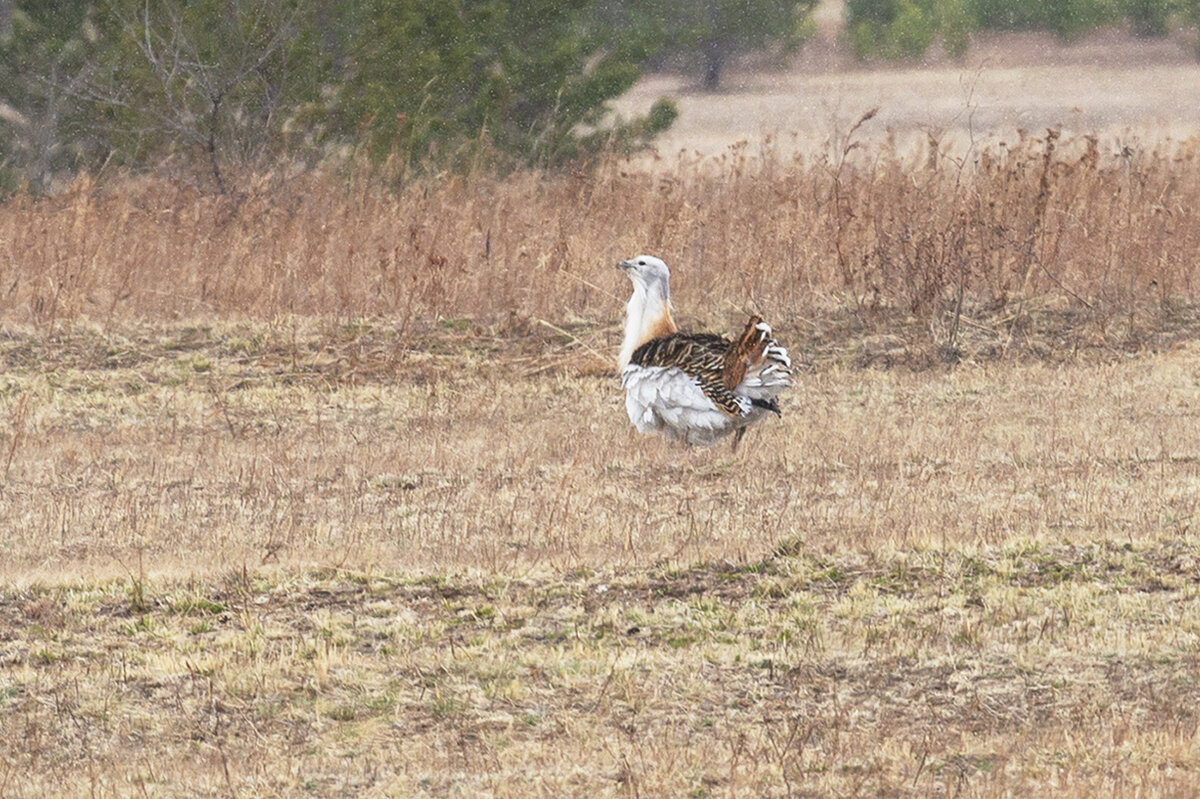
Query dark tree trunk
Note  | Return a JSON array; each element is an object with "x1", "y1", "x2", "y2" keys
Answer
[
  {"x1": 701, "y1": 0, "x2": 725, "y2": 90},
  {"x1": 701, "y1": 38, "x2": 725, "y2": 91}
]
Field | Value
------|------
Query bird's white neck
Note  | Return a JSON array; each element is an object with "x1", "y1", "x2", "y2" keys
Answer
[{"x1": 618, "y1": 280, "x2": 676, "y2": 369}]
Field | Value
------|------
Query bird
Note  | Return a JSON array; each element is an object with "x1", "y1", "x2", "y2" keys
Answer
[{"x1": 616, "y1": 254, "x2": 792, "y2": 449}]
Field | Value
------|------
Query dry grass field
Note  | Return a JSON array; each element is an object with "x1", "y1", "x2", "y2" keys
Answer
[{"x1": 5, "y1": 52, "x2": 1200, "y2": 796}]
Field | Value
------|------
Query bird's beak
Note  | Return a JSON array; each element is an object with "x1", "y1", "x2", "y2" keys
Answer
[{"x1": 617, "y1": 260, "x2": 633, "y2": 271}]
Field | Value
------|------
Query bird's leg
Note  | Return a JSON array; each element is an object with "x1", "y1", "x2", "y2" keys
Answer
[{"x1": 731, "y1": 427, "x2": 747, "y2": 452}]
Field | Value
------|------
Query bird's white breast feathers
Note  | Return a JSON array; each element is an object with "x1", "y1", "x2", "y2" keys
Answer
[{"x1": 621, "y1": 364, "x2": 744, "y2": 446}]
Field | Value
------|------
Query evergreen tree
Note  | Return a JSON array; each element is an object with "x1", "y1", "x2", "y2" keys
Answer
[
  {"x1": 0, "y1": 0, "x2": 677, "y2": 188},
  {"x1": 0, "y1": 0, "x2": 100, "y2": 190},
  {"x1": 671, "y1": 0, "x2": 817, "y2": 90},
  {"x1": 333, "y1": 0, "x2": 672, "y2": 169}
]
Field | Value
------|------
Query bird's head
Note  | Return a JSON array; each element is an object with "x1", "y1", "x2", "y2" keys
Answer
[{"x1": 617, "y1": 255, "x2": 670, "y2": 292}]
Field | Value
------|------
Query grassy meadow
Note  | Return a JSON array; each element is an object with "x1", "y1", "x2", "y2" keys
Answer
[{"x1": 3, "y1": 129, "x2": 1200, "y2": 796}]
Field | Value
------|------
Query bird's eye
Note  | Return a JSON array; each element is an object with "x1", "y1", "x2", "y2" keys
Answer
[{"x1": 637, "y1": 260, "x2": 646, "y2": 266}]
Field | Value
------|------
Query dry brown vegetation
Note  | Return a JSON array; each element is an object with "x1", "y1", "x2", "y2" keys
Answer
[
  {"x1": 3, "y1": 129, "x2": 1200, "y2": 796},
  {"x1": 6, "y1": 126, "x2": 1200, "y2": 357}
]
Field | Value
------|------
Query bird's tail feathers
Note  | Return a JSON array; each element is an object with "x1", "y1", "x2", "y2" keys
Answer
[
  {"x1": 723, "y1": 315, "x2": 768, "y2": 389},
  {"x1": 724, "y1": 315, "x2": 792, "y2": 394}
]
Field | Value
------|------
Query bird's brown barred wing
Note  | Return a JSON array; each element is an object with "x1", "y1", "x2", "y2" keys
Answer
[{"x1": 628, "y1": 333, "x2": 745, "y2": 416}]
